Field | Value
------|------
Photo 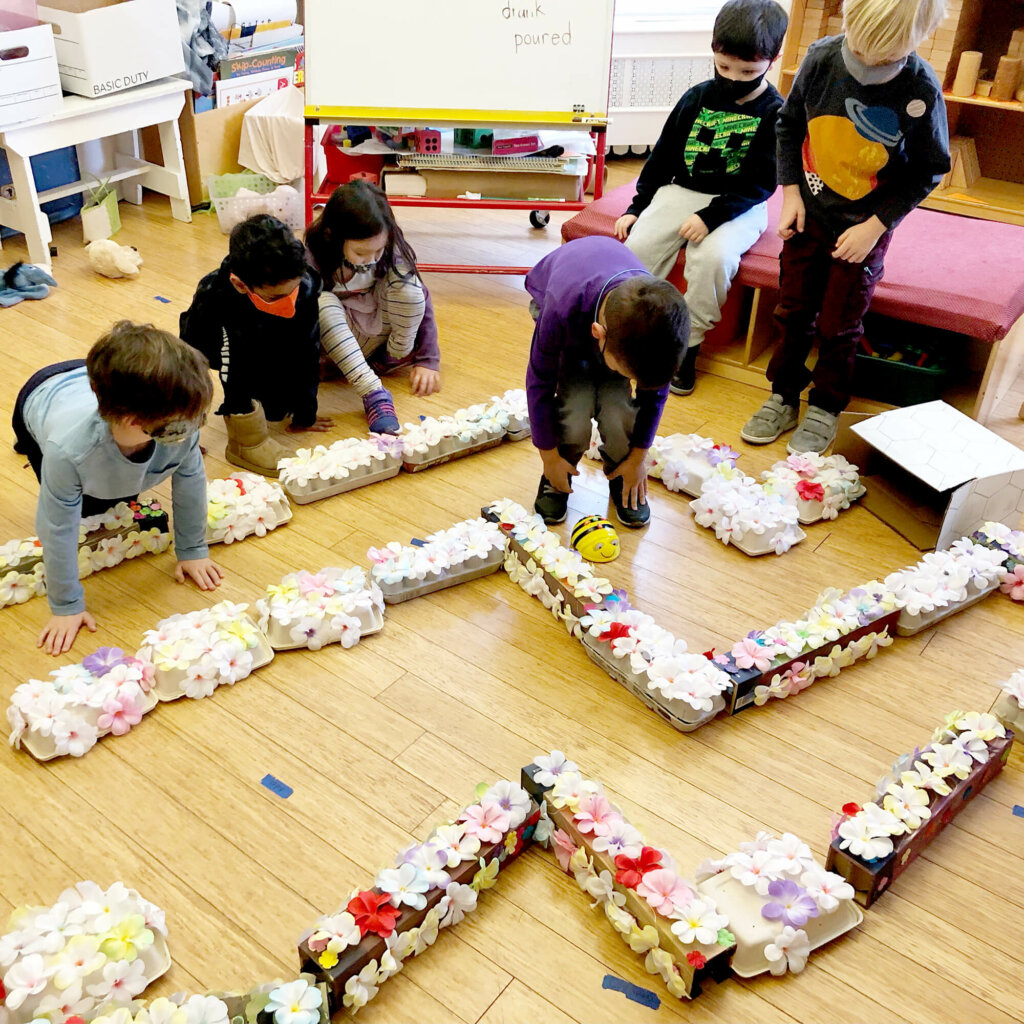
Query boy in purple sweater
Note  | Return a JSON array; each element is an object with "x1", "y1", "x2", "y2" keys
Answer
[{"x1": 525, "y1": 236, "x2": 690, "y2": 527}]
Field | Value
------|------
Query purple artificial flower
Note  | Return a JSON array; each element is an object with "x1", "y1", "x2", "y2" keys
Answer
[
  {"x1": 761, "y1": 878, "x2": 819, "y2": 928},
  {"x1": 707, "y1": 444, "x2": 738, "y2": 467},
  {"x1": 604, "y1": 588, "x2": 631, "y2": 613},
  {"x1": 81, "y1": 647, "x2": 128, "y2": 677}
]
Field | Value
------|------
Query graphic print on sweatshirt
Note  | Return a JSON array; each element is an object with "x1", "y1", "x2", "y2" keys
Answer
[
  {"x1": 802, "y1": 97, "x2": 904, "y2": 200},
  {"x1": 684, "y1": 107, "x2": 763, "y2": 177}
]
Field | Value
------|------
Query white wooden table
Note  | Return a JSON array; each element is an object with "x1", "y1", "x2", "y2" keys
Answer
[{"x1": 0, "y1": 77, "x2": 192, "y2": 266}]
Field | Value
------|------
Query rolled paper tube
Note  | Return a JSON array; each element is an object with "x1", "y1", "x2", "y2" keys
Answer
[
  {"x1": 952, "y1": 50, "x2": 983, "y2": 96},
  {"x1": 992, "y1": 55, "x2": 1022, "y2": 101},
  {"x1": 976, "y1": 79, "x2": 994, "y2": 97}
]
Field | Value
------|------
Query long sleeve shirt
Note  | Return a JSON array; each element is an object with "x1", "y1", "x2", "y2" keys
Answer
[
  {"x1": 22, "y1": 366, "x2": 209, "y2": 615},
  {"x1": 777, "y1": 35, "x2": 950, "y2": 232},
  {"x1": 525, "y1": 236, "x2": 668, "y2": 451},
  {"x1": 626, "y1": 78, "x2": 783, "y2": 232}
]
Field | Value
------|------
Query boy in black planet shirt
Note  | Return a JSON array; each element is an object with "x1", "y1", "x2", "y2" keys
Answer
[{"x1": 615, "y1": 0, "x2": 788, "y2": 396}]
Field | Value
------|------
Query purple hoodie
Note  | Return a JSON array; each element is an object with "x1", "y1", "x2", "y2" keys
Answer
[{"x1": 525, "y1": 236, "x2": 669, "y2": 452}]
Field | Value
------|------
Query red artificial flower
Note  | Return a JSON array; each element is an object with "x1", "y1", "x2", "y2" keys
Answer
[
  {"x1": 795, "y1": 479, "x2": 826, "y2": 502},
  {"x1": 686, "y1": 951, "x2": 708, "y2": 969},
  {"x1": 65, "y1": 1018, "x2": 85, "y2": 1024},
  {"x1": 231, "y1": 477, "x2": 247, "y2": 496},
  {"x1": 702, "y1": 649, "x2": 716, "y2": 660},
  {"x1": 841, "y1": 802, "x2": 862, "y2": 817},
  {"x1": 0, "y1": 981, "x2": 6, "y2": 1002},
  {"x1": 614, "y1": 846, "x2": 664, "y2": 888},
  {"x1": 346, "y1": 890, "x2": 401, "y2": 938},
  {"x1": 598, "y1": 622, "x2": 633, "y2": 644}
]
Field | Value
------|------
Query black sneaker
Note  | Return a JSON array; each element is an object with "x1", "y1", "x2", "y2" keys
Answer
[
  {"x1": 669, "y1": 346, "x2": 699, "y2": 396},
  {"x1": 534, "y1": 476, "x2": 569, "y2": 524},
  {"x1": 608, "y1": 475, "x2": 650, "y2": 528}
]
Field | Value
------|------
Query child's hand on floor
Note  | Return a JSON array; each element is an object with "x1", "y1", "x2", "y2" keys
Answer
[
  {"x1": 38, "y1": 611, "x2": 97, "y2": 656},
  {"x1": 613, "y1": 214, "x2": 637, "y2": 240},
  {"x1": 678, "y1": 214, "x2": 709, "y2": 243},
  {"x1": 288, "y1": 416, "x2": 334, "y2": 433},
  {"x1": 832, "y1": 216, "x2": 887, "y2": 263},
  {"x1": 175, "y1": 558, "x2": 224, "y2": 591},
  {"x1": 410, "y1": 366, "x2": 441, "y2": 397}
]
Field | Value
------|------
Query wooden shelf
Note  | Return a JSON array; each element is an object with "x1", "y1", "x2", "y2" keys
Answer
[
  {"x1": 923, "y1": 177, "x2": 1024, "y2": 225},
  {"x1": 944, "y1": 90, "x2": 1024, "y2": 112}
]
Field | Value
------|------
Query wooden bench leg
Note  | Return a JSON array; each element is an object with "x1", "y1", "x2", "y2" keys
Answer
[{"x1": 973, "y1": 313, "x2": 1024, "y2": 424}]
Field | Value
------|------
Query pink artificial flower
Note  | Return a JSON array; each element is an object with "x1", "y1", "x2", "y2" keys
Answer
[
  {"x1": 552, "y1": 829, "x2": 578, "y2": 873},
  {"x1": 96, "y1": 694, "x2": 143, "y2": 736},
  {"x1": 731, "y1": 636, "x2": 773, "y2": 672},
  {"x1": 299, "y1": 572, "x2": 335, "y2": 597},
  {"x1": 795, "y1": 479, "x2": 826, "y2": 502},
  {"x1": 573, "y1": 793, "x2": 617, "y2": 835},
  {"x1": 459, "y1": 802, "x2": 511, "y2": 844},
  {"x1": 635, "y1": 868, "x2": 694, "y2": 916},
  {"x1": 786, "y1": 453, "x2": 818, "y2": 477},
  {"x1": 1000, "y1": 565, "x2": 1024, "y2": 601},
  {"x1": 780, "y1": 662, "x2": 813, "y2": 695}
]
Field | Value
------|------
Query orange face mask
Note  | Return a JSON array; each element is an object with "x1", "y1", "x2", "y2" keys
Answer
[{"x1": 246, "y1": 283, "x2": 299, "y2": 318}]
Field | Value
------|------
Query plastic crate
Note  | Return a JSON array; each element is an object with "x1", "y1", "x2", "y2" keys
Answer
[
  {"x1": 852, "y1": 352, "x2": 950, "y2": 406},
  {"x1": 206, "y1": 173, "x2": 303, "y2": 234},
  {"x1": 320, "y1": 126, "x2": 386, "y2": 185}
]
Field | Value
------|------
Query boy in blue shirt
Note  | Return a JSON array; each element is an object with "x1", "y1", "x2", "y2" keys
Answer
[
  {"x1": 12, "y1": 321, "x2": 222, "y2": 655},
  {"x1": 616, "y1": 0, "x2": 788, "y2": 397}
]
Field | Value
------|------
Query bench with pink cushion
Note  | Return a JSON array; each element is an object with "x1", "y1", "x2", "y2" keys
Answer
[{"x1": 562, "y1": 179, "x2": 1024, "y2": 422}]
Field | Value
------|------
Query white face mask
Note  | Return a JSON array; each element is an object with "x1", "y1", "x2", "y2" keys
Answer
[{"x1": 842, "y1": 38, "x2": 907, "y2": 85}]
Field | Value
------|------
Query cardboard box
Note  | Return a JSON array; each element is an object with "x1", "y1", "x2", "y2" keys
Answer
[
  {"x1": 0, "y1": 23, "x2": 62, "y2": 126},
  {"x1": 419, "y1": 167, "x2": 583, "y2": 201},
  {"x1": 37, "y1": 0, "x2": 184, "y2": 97},
  {"x1": 835, "y1": 401, "x2": 1024, "y2": 550}
]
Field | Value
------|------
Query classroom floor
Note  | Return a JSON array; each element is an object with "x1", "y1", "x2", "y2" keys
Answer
[{"x1": 1, "y1": 159, "x2": 1023, "y2": 1024}]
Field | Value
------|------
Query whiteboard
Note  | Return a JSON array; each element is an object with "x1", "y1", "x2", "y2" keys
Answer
[{"x1": 304, "y1": 0, "x2": 615, "y2": 125}]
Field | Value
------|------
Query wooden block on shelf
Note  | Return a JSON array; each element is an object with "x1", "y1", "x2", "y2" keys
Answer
[
  {"x1": 1008, "y1": 28, "x2": 1024, "y2": 58},
  {"x1": 993, "y1": 55, "x2": 1022, "y2": 101},
  {"x1": 945, "y1": 136, "x2": 981, "y2": 189},
  {"x1": 976, "y1": 78, "x2": 994, "y2": 96}
]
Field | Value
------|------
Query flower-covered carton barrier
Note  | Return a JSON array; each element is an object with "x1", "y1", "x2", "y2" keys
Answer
[
  {"x1": 992, "y1": 669, "x2": 1024, "y2": 732},
  {"x1": 367, "y1": 518, "x2": 506, "y2": 604},
  {"x1": 298, "y1": 777, "x2": 539, "y2": 1015},
  {"x1": 255, "y1": 567, "x2": 384, "y2": 651},
  {"x1": 136, "y1": 600, "x2": 273, "y2": 702},
  {"x1": 696, "y1": 832, "x2": 862, "y2": 978},
  {"x1": 8, "y1": 648, "x2": 159, "y2": 761},
  {"x1": 484, "y1": 388, "x2": 530, "y2": 442},
  {"x1": 399, "y1": 407, "x2": 506, "y2": 472},
  {"x1": 970, "y1": 520, "x2": 1024, "y2": 569},
  {"x1": 650, "y1": 433, "x2": 739, "y2": 498},
  {"x1": 761, "y1": 452, "x2": 865, "y2": 525},
  {"x1": 522, "y1": 754, "x2": 735, "y2": 1000},
  {"x1": 579, "y1": 603, "x2": 732, "y2": 732},
  {"x1": 826, "y1": 711, "x2": 1014, "y2": 907},
  {"x1": 278, "y1": 436, "x2": 404, "y2": 505},
  {"x1": 690, "y1": 468, "x2": 806, "y2": 556},
  {"x1": 884, "y1": 539, "x2": 1006, "y2": 636},
  {"x1": 0, "y1": 500, "x2": 170, "y2": 610},
  {"x1": 0, "y1": 881, "x2": 169, "y2": 1023},
  {"x1": 207, "y1": 473, "x2": 292, "y2": 545}
]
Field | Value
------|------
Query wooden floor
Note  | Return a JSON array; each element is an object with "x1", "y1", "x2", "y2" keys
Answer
[{"x1": 1, "y1": 160, "x2": 1023, "y2": 1024}]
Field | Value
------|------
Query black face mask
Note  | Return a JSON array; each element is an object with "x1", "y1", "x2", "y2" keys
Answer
[{"x1": 714, "y1": 66, "x2": 767, "y2": 102}]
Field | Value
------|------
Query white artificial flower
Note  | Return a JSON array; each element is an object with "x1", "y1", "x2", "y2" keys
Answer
[
  {"x1": 763, "y1": 926, "x2": 811, "y2": 975},
  {"x1": 669, "y1": 898, "x2": 728, "y2": 945},
  {"x1": 264, "y1": 979, "x2": 322, "y2": 1024},
  {"x1": 439, "y1": 882, "x2": 478, "y2": 927},
  {"x1": 182, "y1": 994, "x2": 230, "y2": 1024},
  {"x1": 480, "y1": 780, "x2": 532, "y2": 829},
  {"x1": 2, "y1": 953, "x2": 50, "y2": 1009}
]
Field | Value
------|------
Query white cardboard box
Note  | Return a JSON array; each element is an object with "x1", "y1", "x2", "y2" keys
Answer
[
  {"x1": 37, "y1": 0, "x2": 184, "y2": 98},
  {"x1": 0, "y1": 23, "x2": 62, "y2": 127},
  {"x1": 835, "y1": 401, "x2": 1024, "y2": 550}
]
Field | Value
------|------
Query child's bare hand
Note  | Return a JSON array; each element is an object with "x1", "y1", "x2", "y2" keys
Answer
[
  {"x1": 614, "y1": 214, "x2": 638, "y2": 240},
  {"x1": 288, "y1": 416, "x2": 334, "y2": 433},
  {"x1": 540, "y1": 448, "x2": 579, "y2": 493},
  {"x1": 678, "y1": 214, "x2": 709, "y2": 243},
  {"x1": 38, "y1": 612, "x2": 97, "y2": 656},
  {"x1": 833, "y1": 216, "x2": 886, "y2": 263},
  {"x1": 778, "y1": 187, "x2": 805, "y2": 239},
  {"x1": 175, "y1": 558, "x2": 224, "y2": 591},
  {"x1": 410, "y1": 366, "x2": 441, "y2": 396}
]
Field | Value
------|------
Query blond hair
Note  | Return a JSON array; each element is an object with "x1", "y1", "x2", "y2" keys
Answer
[{"x1": 843, "y1": 0, "x2": 946, "y2": 63}]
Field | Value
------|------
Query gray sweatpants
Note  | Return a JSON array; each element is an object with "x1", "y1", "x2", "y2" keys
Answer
[{"x1": 625, "y1": 183, "x2": 767, "y2": 347}]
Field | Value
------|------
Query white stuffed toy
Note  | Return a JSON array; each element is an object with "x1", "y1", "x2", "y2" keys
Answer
[{"x1": 87, "y1": 239, "x2": 143, "y2": 279}]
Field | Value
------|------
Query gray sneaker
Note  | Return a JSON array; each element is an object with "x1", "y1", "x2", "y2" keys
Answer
[
  {"x1": 740, "y1": 395, "x2": 800, "y2": 444},
  {"x1": 788, "y1": 405, "x2": 839, "y2": 454}
]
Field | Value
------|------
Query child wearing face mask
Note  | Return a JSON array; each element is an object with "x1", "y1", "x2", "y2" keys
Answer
[
  {"x1": 11, "y1": 322, "x2": 222, "y2": 656},
  {"x1": 741, "y1": 0, "x2": 949, "y2": 454},
  {"x1": 305, "y1": 180, "x2": 441, "y2": 435},
  {"x1": 615, "y1": 0, "x2": 788, "y2": 397},
  {"x1": 180, "y1": 214, "x2": 326, "y2": 476}
]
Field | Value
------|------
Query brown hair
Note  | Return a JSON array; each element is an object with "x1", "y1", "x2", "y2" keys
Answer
[
  {"x1": 86, "y1": 321, "x2": 213, "y2": 427},
  {"x1": 604, "y1": 277, "x2": 690, "y2": 389}
]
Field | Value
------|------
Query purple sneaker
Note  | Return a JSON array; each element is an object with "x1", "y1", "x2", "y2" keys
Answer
[{"x1": 362, "y1": 386, "x2": 400, "y2": 434}]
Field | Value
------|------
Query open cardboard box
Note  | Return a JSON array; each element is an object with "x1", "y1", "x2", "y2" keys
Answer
[{"x1": 835, "y1": 401, "x2": 1024, "y2": 550}]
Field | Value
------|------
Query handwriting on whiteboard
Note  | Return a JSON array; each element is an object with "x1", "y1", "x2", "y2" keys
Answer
[{"x1": 500, "y1": 2, "x2": 574, "y2": 54}]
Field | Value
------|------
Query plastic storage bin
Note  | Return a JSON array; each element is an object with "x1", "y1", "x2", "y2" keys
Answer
[
  {"x1": 320, "y1": 126, "x2": 387, "y2": 185},
  {"x1": 0, "y1": 145, "x2": 83, "y2": 239},
  {"x1": 206, "y1": 172, "x2": 303, "y2": 233},
  {"x1": 852, "y1": 352, "x2": 950, "y2": 407}
]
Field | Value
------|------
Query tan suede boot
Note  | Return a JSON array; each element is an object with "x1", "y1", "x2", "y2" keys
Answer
[{"x1": 224, "y1": 401, "x2": 290, "y2": 477}]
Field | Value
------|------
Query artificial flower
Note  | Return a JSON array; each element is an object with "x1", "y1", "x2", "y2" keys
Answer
[
  {"x1": 81, "y1": 648, "x2": 128, "y2": 676},
  {"x1": 2, "y1": 954, "x2": 49, "y2": 1009},
  {"x1": 999, "y1": 564, "x2": 1024, "y2": 601},
  {"x1": 342, "y1": 961, "x2": 379, "y2": 1011},
  {"x1": 799, "y1": 866, "x2": 855, "y2": 911},
  {"x1": 86, "y1": 957, "x2": 148, "y2": 1002},
  {"x1": 431, "y1": 824, "x2": 481, "y2": 867},
  {"x1": 669, "y1": 898, "x2": 728, "y2": 945},
  {"x1": 346, "y1": 891, "x2": 401, "y2": 939},
  {"x1": 374, "y1": 949, "x2": 402, "y2": 984},
  {"x1": 763, "y1": 925, "x2": 811, "y2": 976},
  {"x1": 727, "y1": 849, "x2": 775, "y2": 896},
  {"x1": 375, "y1": 863, "x2": 430, "y2": 911},
  {"x1": 614, "y1": 846, "x2": 664, "y2": 889},
  {"x1": 548, "y1": 771, "x2": 597, "y2": 812},
  {"x1": 591, "y1": 818, "x2": 644, "y2": 860},
  {"x1": 182, "y1": 995, "x2": 230, "y2": 1024},
  {"x1": 761, "y1": 879, "x2": 819, "y2": 928},
  {"x1": 413, "y1": 908, "x2": 441, "y2": 955},
  {"x1": 265, "y1": 979, "x2": 322, "y2": 1024},
  {"x1": 686, "y1": 950, "x2": 708, "y2": 969},
  {"x1": 459, "y1": 803, "x2": 511, "y2": 844},
  {"x1": 551, "y1": 830, "x2": 577, "y2": 873},
  {"x1": 572, "y1": 793, "x2": 618, "y2": 835},
  {"x1": 98, "y1": 913, "x2": 153, "y2": 961},
  {"x1": 36, "y1": 983, "x2": 95, "y2": 1022},
  {"x1": 627, "y1": 925, "x2": 660, "y2": 954},
  {"x1": 480, "y1": 780, "x2": 532, "y2": 829},
  {"x1": 836, "y1": 814, "x2": 895, "y2": 862},
  {"x1": 955, "y1": 711, "x2": 1005, "y2": 743},
  {"x1": 471, "y1": 857, "x2": 500, "y2": 892},
  {"x1": 635, "y1": 869, "x2": 694, "y2": 916},
  {"x1": 882, "y1": 783, "x2": 932, "y2": 830},
  {"x1": 764, "y1": 833, "x2": 813, "y2": 876},
  {"x1": 439, "y1": 882, "x2": 477, "y2": 927},
  {"x1": 582, "y1": 869, "x2": 626, "y2": 910},
  {"x1": 96, "y1": 694, "x2": 143, "y2": 737}
]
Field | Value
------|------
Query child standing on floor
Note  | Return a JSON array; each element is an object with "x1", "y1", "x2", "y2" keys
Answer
[
  {"x1": 526, "y1": 236, "x2": 690, "y2": 529},
  {"x1": 305, "y1": 181, "x2": 442, "y2": 435},
  {"x1": 180, "y1": 214, "x2": 328, "y2": 477},
  {"x1": 11, "y1": 322, "x2": 222, "y2": 656},
  {"x1": 741, "y1": 0, "x2": 949, "y2": 454},
  {"x1": 615, "y1": 0, "x2": 788, "y2": 397}
]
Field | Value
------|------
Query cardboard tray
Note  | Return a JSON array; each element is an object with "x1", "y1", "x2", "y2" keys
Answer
[
  {"x1": 894, "y1": 577, "x2": 1000, "y2": 636},
  {"x1": 376, "y1": 549, "x2": 504, "y2": 605},
  {"x1": 207, "y1": 500, "x2": 293, "y2": 545},
  {"x1": 282, "y1": 460, "x2": 401, "y2": 505},
  {"x1": 992, "y1": 690, "x2": 1024, "y2": 733},
  {"x1": 794, "y1": 482, "x2": 867, "y2": 525},
  {"x1": 402, "y1": 431, "x2": 504, "y2": 472},
  {"x1": 688, "y1": 499, "x2": 806, "y2": 556},
  {"x1": 265, "y1": 603, "x2": 385, "y2": 651}
]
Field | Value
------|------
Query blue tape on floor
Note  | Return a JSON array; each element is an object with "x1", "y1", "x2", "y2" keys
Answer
[
  {"x1": 602, "y1": 975, "x2": 660, "y2": 1010},
  {"x1": 1013, "y1": 805, "x2": 1024, "y2": 818},
  {"x1": 409, "y1": 538, "x2": 426, "y2": 547},
  {"x1": 154, "y1": 295, "x2": 171, "y2": 303},
  {"x1": 261, "y1": 774, "x2": 293, "y2": 798}
]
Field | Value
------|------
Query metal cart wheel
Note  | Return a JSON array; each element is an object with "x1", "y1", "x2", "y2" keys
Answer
[{"x1": 529, "y1": 210, "x2": 551, "y2": 229}]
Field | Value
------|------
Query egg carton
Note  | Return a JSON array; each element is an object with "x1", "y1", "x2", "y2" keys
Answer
[
  {"x1": 402, "y1": 426, "x2": 505, "y2": 472},
  {"x1": 894, "y1": 577, "x2": 1000, "y2": 636},
  {"x1": 207, "y1": 492, "x2": 293, "y2": 544},
  {"x1": 376, "y1": 547, "x2": 505, "y2": 604},
  {"x1": 264, "y1": 601, "x2": 385, "y2": 651},
  {"x1": 282, "y1": 454, "x2": 402, "y2": 505}
]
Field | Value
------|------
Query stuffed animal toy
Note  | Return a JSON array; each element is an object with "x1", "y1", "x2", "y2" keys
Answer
[
  {"x1": 87, "y1": 239, "x2": 143, "y2": 279},
  {"x1": 0, "y1": 262, "x2": 57, "y2": 306}
]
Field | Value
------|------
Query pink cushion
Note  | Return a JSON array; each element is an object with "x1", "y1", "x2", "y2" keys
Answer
[{"x1": 563, "y1": 179, "x2": 1024, "y2": 342}]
